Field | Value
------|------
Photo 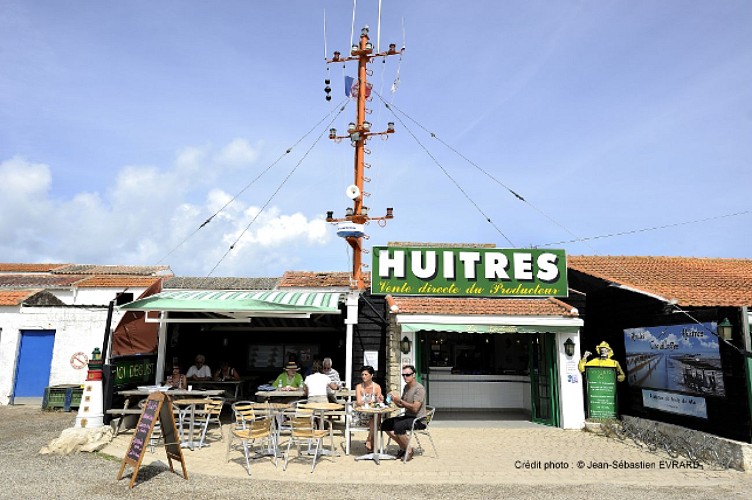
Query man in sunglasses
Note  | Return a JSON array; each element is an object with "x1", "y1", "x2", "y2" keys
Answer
[{"x1": 381, "y1": 364, "x2": 426, "y2": 461}]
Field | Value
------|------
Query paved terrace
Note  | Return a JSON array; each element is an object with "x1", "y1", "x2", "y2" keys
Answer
[{"x1": 101, "y1": 411, "x2": 752, "y2": 488}]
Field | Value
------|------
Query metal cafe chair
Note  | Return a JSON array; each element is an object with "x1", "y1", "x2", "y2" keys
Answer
[
  {"x1": 198, "y1": 396, "x2": 225, "y2": 448},
  {"x1": 283, "y1": 403, "x2": 328, "y2": 473},
  {"x1": 344, "y1": 400, "x2": 371, "y2": 455},
  {"x1": 226, "y1": 411, "x2": 278, "y2": 475},
  {"x1": 402, "y1": 405, "x2": 438, "y2": 462},
  {"x1": 226, "y1": 401, "x2": 255, "y2": 462},
  {"x1": 385, "y1": 405, "x2": 438, "y2": 462}
]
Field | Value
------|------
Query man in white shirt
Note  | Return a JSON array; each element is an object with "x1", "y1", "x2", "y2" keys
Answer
[
  {"x1": 186, "y1": 354, "x2": 212, "y2": 381},
  {"x1": 304, "y1": 360, "x2": 335, "y2": 403}
]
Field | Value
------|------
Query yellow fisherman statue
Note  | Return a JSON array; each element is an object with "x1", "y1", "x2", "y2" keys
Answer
[{"x1": 578, "y1": 341, "x2": 626, "y2": 382}]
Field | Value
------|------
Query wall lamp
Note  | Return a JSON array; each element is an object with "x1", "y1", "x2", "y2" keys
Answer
[
  {"x1": 564, "y1": 338, "x2": 576, "y2": 357},
  {"x1": 717, "y1": 318, "x2": 733, "y2": 341},
  {"x1": 400, "y1": 336, "x2": 412, "y2": 354}
]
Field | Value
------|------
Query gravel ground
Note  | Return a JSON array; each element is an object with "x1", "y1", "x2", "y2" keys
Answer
[{"x1": 1, "y1": 405, "x2": 750, "y2": 499}]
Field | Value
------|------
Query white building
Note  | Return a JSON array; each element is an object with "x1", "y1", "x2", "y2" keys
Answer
[{"x1": 0, "y1": 263, "x2": 171, "y2": 405}]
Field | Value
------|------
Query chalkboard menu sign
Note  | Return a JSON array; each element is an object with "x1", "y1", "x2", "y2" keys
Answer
[
  {"x1": 585, "y1": 366, "x2": 618, "y2": 419},
  {"x1": 117, "y1": 392, "x2": 187, "y2": 488}
]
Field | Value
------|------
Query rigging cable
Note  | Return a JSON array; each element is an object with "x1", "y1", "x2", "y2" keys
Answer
[
  {"x1": 157, "y1": 98, "x2": 350, "y2": 265},
  {"x1": 380, "y1": 97, "x2": 590, "y2": 251},
  {"x1": 540, "y1": 210, "x2": 751, "y2": 246},
  {"x1": 374, "y1": 91, "x2": 515, "y2": 246},
  {"x1": 207, "y1": 101, "x2": 351, "y2": 276}
]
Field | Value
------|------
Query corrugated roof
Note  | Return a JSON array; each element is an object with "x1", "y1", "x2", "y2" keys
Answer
[
  {"x1": 568, "y1": 255, "x2": 752, "y2": 307},
  {"x1": 278, "y1": 271, "x2": 369, "y2": 289},
  {"x1": 0, "y1": 263, "x2": 70, "y2": 273},
  {"x1": 0, "y1": 290, "x2": 40, "y2": 306},
  {"x1": 52, "y1": 264, "x2": 173, "y2": 276},
  {"x1": 0, "y1": 275, "x2": 86, "y2": 288},
  {"x1": 75, "y1": 276, "x2": 163, "y2": 288},
  {"x1": 392, "y1": 296, "x2": 578, "y2": 317},
  {"x1": 164, "y1": 276, "x2": 279, "y2": 290}
]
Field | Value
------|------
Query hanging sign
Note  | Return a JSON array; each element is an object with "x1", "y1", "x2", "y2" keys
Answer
[
  {"x1": 371, "y1": 246, "x2": 568, "y2": 297},
  {"x1": 585, "y1": 366, "x2": 618, "y2": 419}
]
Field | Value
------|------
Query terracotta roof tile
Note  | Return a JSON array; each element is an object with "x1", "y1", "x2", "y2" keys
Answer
[
  {"x1": 0, "y1": 263, "x2": 70, "y2": 273},
  {"x1": 278, "y1": 271, "x2": 370, "y2": 289},
  {"x1": 0, "y1": 290, "x2": 39, "y2": 306},
  {"x1": 568, "y1": 255, "x2": 752, "y2": 307},
  {"x1": 75, "y1": 276, "x2": 163, "y2": 288},
  {"x1": 392, "y1": 296, "x2": 578, "y2": 317}
]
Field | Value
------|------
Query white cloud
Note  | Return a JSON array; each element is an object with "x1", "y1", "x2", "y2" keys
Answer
[
  {"x1": 214, "y1": 138, "x2": 261, "y2": 167},
  {"x1": 0, "y1": 139, "x2": 331, "y2": 276}
]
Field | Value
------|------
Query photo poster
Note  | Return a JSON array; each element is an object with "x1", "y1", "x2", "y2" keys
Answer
[{"x1": 623, "y1": 322, "x2": 724, "y2": 397}]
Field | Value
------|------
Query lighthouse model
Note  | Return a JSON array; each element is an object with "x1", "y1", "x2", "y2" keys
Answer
[{"x1": 75, "y1": 347, "x2": 105, "y2": 428}]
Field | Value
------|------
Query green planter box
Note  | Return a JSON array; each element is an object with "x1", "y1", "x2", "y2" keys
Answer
[{"x1": 42, "y1": 385, "x2": 84, "y2": 411}]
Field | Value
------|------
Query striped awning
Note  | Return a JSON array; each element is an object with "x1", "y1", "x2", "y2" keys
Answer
[{"x1": 118, "y1": 290, "x2": 344, "y2": 316}]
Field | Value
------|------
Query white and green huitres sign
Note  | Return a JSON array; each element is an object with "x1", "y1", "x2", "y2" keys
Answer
[{"x1": 371, "y1": 246, "x2": 568, "y2": 297}]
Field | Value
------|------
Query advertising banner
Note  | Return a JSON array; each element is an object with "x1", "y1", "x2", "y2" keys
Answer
[
  {"x1": 624, "y1": 322, "x2": 724, "y2": 397},
  {"x1": 642, "y1": 389, "x2": 708, "y2": 418},
  {"x1": 371, "y1": 246, "x2": 567, "y2": 297}
]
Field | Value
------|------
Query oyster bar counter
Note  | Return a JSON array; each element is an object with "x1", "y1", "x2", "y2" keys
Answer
[{"x1": 427, "y1": 367, "x2": 531, "y2": 410}]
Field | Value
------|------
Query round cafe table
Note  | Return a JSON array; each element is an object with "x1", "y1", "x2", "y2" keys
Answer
[
  {"x1": 353, "y1": 405, "x2": 398, "y2": 464},
  {"x1": 299, "y1": 402, "x2": 344, "y2": 456}
]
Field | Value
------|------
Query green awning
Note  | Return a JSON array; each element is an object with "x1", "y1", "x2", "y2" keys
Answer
[
  {"x1": 118, "y1": 290, "x2": 343, "y2": 315},
  {"x1": 399, "y1": 323, "x2": 580, "y2": 334}
]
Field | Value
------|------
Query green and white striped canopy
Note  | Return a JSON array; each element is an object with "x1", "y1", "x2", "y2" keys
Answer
[{"x1": 118, "y1": 290, "x2": 344, "y2": 315}]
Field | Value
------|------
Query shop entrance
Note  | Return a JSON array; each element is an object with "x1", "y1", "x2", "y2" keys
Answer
[{"x1": 530, "y1": 332, "x2": 559, "y2": 427}]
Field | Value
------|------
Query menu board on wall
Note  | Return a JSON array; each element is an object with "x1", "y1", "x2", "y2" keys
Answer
[
  {"x1": 247, "y1": 345, "x2": 281, "y2": 369},
  {"x1": 585, "y1": 366, "x2": 617, "y2": 419}
]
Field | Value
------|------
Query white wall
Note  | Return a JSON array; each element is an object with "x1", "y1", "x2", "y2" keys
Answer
[
  {"x1": 0, "y1": 305, "x2": 124, "y2": 405},
  {"x1": 557, "y1": 331, "x2": 586, "y2": 429}
]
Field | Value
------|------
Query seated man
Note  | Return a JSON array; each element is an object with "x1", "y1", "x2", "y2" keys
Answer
[
  {"x1": 273, "y1": 361, "x2": 303, "y2": 390},
  {"x1": 186, "y1": 354, "x2": 212, "y2": 381},
  {"x1": 322, "y1": 357, "x2": 342, "y2": 402},
  {"x1": 381, "y1": 365, "x2": 425, "y2": 462}
]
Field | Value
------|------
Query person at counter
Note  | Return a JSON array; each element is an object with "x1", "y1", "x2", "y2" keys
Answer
[
  {"x1": 273, "y1": 361, "x2": 304, "y2": 390},
  {"x1": 382, "y1": 364, "x2": 425, "y2": 462},
  {"x1": 214, "y1": 360, "x2": 240, "y2": 381},
  {"x1": 303, "y1": 360, "x2": 331, "y2": 403},
  {"x1": 355, "y1": 365, "x2": 383, "y2": 453},
  {"x1": 165, "y1": 365, "x2": 187, "y2": 389}
]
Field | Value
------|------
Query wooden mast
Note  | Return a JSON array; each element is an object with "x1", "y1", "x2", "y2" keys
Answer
[{"x1": 326, "y1": 26, "x2": 401, "y2": 290}]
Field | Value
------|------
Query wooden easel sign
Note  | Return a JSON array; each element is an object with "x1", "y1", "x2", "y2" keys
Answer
[{"x1": 117, "y1": 391, "x2": 187, "y2": 488}]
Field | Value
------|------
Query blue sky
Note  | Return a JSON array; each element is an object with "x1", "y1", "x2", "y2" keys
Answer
[{"x1": 1, "y1": 1, "x2": 751, "y2": 278}]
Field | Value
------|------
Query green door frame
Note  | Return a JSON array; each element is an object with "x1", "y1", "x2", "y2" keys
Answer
[{"x1": 530, "y1": 332, "x2": 560, "y2": 427}]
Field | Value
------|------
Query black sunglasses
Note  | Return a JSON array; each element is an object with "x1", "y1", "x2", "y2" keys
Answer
[{"x1": 401, "y1": 372, "x2": 414, "y2": 377}]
